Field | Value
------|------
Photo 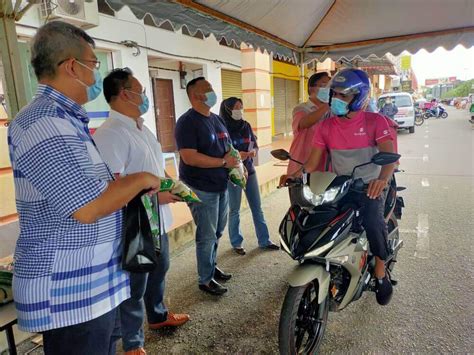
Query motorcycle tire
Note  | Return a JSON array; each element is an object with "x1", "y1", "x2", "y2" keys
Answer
[
  {"x1": 387, "y1": 214, "x2": 400, "y2": 272},
  {"x1": 441, "y1": 112, "x2": 448, "y2": 119},
  {"x1": 279, "y1": 283, "x2": 329, "y2": 355},
  {"x1": 423, "y1": 113, "x2": 431, "y2": 119},
  {"x1": 415, "y1": 116, "x2": 424, "y2": 126}
]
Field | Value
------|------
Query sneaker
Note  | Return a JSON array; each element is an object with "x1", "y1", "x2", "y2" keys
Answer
[
  {"x1": 149, "y1": 312, "x2": 190, "y2": 330},
  {"x1": 124, "y1": 347, "x2": 146, "y2": 355},
  {"x1": 375, "y1": 275, "x2": 393, "y2": 305}
]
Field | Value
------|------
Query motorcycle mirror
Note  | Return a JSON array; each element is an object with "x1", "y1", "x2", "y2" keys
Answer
[
  {"x1": 371, "y1": 152, "x2": 401, "y2": 166},
  {"x1": 271, "y1": 149, "x2": 291, "y2": 161}
]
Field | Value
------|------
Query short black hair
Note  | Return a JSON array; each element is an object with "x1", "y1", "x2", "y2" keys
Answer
[
  {"x1": 103, "y1": 67, "x2": 134, "y2": 103},
  {"x1": 31, "y1": 21, "x2": 95, "y2": 79},
  {"x1": 186, "y1": 76, "x2": 206, "y2": 97},
  {"x1": 307, "y1": 72, "x2": 330, "y2": 95}
]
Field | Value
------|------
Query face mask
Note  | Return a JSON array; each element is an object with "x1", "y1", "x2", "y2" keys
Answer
[
  {"x1": 139, "y1": 93, "x2": 149, "y2": 115},
  {"x1": 204, "y1": 91, "x2": 217, "y2": 108},
  {"x1": 231, "y1": 109, "x2": 243, "y2": 120},
  {"x1": 125, "y1": 91, "x2": 150, "y2": 115},
  {"x1": 331, "y1": 98, "x2": 349, "y2": 116},
  {"x1": 316, "y1": 87, "x2": 330, "y2": 103},
  {"x1": 75, "y1": 61, "x2": 102, "y2": 102}
]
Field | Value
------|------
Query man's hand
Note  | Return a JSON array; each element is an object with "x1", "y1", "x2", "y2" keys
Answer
[
  {"x1": 143, "y1": 172, "x2": 163, "y2": 195},
  {"x1": 224, "y1": 151, "x2": 240, "y2": 168},
  {"x1": 279, "y1": 174, "x2": 295, "y2": 188},
  {"x1": 239, "y1": 151, "x2": 250, "y2": 160},
  {"x1": 158, "y1": 191, "x2": 182, "y2": 204},
  {"x1": 367, "y1": 178, "x2": 388, "y2": 199}
]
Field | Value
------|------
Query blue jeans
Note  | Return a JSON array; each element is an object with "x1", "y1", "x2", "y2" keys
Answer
[
  {"x1": 188, "y1": 188, "x2": 228, "y2": 285},
  {"x1": 228, "y1": 173, "x2": 271, "y2": 248},
  {"x1": 42, "y1": 307, "x2": 120, "y2": 355},
  {"x1": 120, "y1": 233, "x2": 170, "y2": 351}
]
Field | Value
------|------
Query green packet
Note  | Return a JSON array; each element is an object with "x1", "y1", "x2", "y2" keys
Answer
[
  {"x1": 141, "y1": 194, "x2": 161, "y2": 251},
  {"x1": 227, "y1": 145, "x2": 247, "y2": 189},
  {"x1": 159, "y1": 178, "x2": 201, "y2": 203}
]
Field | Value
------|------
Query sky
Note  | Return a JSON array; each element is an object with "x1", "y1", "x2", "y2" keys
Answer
[{"x1": 410, "y1": 45, "x2": 474, "y2": 85}]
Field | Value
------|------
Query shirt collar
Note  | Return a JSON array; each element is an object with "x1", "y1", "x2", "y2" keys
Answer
[
  {"x1": 36, "y1": 84, "x2": 89, "y2": 123},
  {"x1": 109, "y1": 109, "x2": 143, "y2": 130}
]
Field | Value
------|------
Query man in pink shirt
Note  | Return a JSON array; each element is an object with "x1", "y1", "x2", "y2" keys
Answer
[
  {"x1": 283, "y1": 69, "x2": 396, "y2": 306},
  {"x1": 287, "y1": 72, "x2": 330, "y2": 175}
]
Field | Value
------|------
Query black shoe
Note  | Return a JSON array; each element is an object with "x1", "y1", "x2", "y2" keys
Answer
[
  {"x1": 199, "y1": 279, "x2": 228, "y2": 296},
  {"x1": 214, "y1": 266, "x2": 232, "y2": 281},
  {"x1": 376, "y1": 276, "x2": 393, "y2": 305},
  {"x1": 233, "y1": 247, "x2": 246, "y2": 256},
  {"x1": 261, "y1": 242, "x2": 280, "y2": 251}
]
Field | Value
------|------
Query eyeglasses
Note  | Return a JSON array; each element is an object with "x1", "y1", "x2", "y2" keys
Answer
[
  {"x1": 57, "y1": 58, "x2": 101, "y2": 69},
  {"x1": 124, "y1": 87, "x2": 146, "y2": 96}
]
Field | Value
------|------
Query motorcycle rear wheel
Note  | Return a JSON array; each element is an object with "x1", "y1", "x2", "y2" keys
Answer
[
  {"x1": 415, "y1": 115, "x2": 424, "y2": 126},
  {"x1": 387, "y1": 214, "x2": 400, "y2": 271},
  {"x1": 279, "y1": 282, "x2": 329, "y2": 355}
]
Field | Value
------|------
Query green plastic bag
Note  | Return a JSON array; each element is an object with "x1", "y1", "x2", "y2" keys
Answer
[
  {"x1": 227, "y1": 144, "x2": 247, "y2": 189},
  {"x1": 159, "y1": 178, "x2": 201, "y2": 203},
  {"x1": 141, "y1": 194, "x2": 161, "y2": 251}
]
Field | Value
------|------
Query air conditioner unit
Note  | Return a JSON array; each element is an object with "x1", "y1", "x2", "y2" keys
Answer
[{"x1": 40, "y1": 0, "x2": 99, "y2": 29}]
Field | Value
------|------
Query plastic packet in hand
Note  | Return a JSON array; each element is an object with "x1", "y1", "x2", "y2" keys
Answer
[
  {"x1": 141, "y1": 194, "x2": 161, "y2": 251},
  {"x1": 172, "y1": 180, "x2": 201, "y2": 203},
  {"x1": 159, "y1": 177, "x2": 201, "y2": 203},
  {"x1": 228, "y1": 144, "x2": 247, "y2": 189}
]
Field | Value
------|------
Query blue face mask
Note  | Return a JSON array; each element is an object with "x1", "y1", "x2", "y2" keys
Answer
[
  {"x1": 76, "y1": 61, "x2": 102, "y2": 102},
  {"x1": 139, "y1": 93, "x2": 149, "y2": 115},
  {"x1": 316, "y1": 87, "x2": 330, "y2": 103},
  {"x1": 204, "y1": 91, "x2": 217, "y2": 108},
  {"x1": 331, "y1": 98, "x2": 350, "y2": 116}
]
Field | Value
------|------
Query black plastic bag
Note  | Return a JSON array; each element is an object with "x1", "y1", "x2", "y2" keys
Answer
[{"x1": 122, "y1": 192, "x2": 159, "y2": 273}]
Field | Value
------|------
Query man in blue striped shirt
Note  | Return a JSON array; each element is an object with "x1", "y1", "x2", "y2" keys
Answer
[{"x1": 7, "y1": 21, "x2": 162, "y2": 354}]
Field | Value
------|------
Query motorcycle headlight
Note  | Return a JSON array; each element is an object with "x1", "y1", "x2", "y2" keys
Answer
[{"x1": 303, "y1": 185, "x2": 341, "y2": 206}]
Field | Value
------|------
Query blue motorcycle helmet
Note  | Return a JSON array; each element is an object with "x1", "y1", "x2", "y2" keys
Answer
[{"x1": 329, "y1": 68, "x2": 371, "y2": 113}]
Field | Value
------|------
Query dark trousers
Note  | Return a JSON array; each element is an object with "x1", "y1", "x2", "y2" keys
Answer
[
  {"x1": 348, "y1": 193, "x2": 389, "y2": 260},
  {"x1": 42, "y1": 307, "x2": 120, "y2": 355}
]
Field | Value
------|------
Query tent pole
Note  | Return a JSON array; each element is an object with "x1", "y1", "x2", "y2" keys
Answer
[
  {"x1": 0, "y1": 1, "x2": 27, "y2": 121},
  {"x1": 299, "y1": 51, "x2": 305, "y2": 103}
]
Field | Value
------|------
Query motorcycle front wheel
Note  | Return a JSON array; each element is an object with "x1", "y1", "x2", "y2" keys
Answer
[
  {"x1": 441, "y1": 112, "x2": 448, "y2": 119},
  {"x1": 415, "y1": 115, "x2": 424, "y2": 126},
  {"x1": 279, "y1": 282, "x2": 329, "y2": 355}
]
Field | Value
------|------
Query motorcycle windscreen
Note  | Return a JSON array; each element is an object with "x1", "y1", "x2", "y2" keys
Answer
[{"x1": 309, "y1": 171, "x2": 337, "y2": 195}]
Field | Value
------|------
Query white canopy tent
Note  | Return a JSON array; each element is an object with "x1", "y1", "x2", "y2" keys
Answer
[
  {"x1": 1, "y1": 0, "x2": 474, "y2": 117},
  {"x1": 106, "y1": 0, "x2": 474, "y2": 62}
]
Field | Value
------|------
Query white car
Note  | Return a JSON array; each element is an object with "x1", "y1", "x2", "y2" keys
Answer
[{"x1": 378, "y1": 92, "x2": 416, "y2": 133}]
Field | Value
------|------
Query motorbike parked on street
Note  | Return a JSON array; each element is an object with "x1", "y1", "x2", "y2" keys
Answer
[
  {"x1": 414, "y1": 107, "x2": 425, "y2": 126},
  {"x1": 272, "y1": 149, "x2": 405, "y2": 354}
]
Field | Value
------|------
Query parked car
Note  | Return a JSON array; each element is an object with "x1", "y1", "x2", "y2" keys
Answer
[{"x1": 378, "y1": 92, "x2": 416, "y2": 133}]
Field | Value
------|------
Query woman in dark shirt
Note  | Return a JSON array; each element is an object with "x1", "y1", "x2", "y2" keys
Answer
[{"x1": 220, "y1": 97, "x2": 278, "y2": 255}]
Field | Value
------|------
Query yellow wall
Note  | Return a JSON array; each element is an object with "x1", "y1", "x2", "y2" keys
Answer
[{"x1": 271, "y1": 60, "x2": 307, "y2": 136}]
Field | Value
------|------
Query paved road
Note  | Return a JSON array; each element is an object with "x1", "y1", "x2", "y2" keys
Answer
[{"x1": 17, "y1": 107, "x2": 473, "y2": 354}]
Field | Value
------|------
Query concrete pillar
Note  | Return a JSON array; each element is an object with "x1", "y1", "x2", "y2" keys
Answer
[
  {"x1": 203, "y1": 62, "x2": 223, "y2": 116},
  {"x1": 241, "y1": 45, "x2": 272, "y2": 165}
]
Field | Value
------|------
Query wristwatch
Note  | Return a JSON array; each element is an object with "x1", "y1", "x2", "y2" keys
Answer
[{"x1": 222, "y1": 159, "x2": 227, "y2": 167}]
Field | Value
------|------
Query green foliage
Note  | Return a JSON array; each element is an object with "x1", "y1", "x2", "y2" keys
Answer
[{"x1": 441, "y1": 79, "x2": 474, "y2": 99}]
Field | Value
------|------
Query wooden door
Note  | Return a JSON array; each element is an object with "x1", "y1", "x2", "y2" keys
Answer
[{"x1": 152, "y1": 78, "x2": 176, "y2": 152}]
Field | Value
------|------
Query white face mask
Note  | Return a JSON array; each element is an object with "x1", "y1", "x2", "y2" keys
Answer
[{"x1": 231, "y1": 109, "x2": 243, "y2": 120}]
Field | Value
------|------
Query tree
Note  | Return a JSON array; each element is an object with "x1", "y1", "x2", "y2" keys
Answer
[{"x1": 441, "y1": 79, "x2": 474, "y2": 99}]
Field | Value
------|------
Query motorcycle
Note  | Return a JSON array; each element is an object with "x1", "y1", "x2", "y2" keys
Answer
[
  {"x1": 424, "y1": 105, "x2": 448, "y2": 119},
  {"x1": 272, "y1": 149, "x2": 405, "y2": 354},
  {"x1": 414, "y1": 108, "x2": 425, "y2": 126}
]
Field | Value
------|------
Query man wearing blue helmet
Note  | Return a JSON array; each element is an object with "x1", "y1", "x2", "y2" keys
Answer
[{"x1": 283, "y1": 68, "x2": 396, "y2": 305}]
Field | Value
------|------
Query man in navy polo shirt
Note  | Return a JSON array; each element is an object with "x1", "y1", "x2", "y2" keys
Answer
[{"x1": 175, "y1": 77, "x2": 240, "y2": 296}]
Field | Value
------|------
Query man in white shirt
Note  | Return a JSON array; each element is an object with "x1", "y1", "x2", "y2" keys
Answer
[{"x1": 94, "y1": 68, "x2": 189, "y2": 355}]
